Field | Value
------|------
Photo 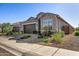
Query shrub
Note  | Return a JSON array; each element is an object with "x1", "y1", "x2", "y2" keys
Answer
[
  {"x1": 75, "y1": 31, "x2": 79, "y2": 36},
  {"x1": 33, "y1": 31, "x2": 38, "y2": 34},
  {"x1": 13, "y1": 32, "x2": 23, "y2": 35},
  {"x1": 59, "y1": 31, "x2": 64, "y2": 37},
  {"x1": 21, "y1": 35, "x2": 31, "y2": 39},
  {"x1": 42, "y1": 26, "x2": 53, "y2": 36},
  {"x1": 2, "y1": 23, "x2": 13, "y2": 35},
  {"x1": 42, "y1": 36, "x2": 49, "y2": 43},
  {"x1": 38, "y1": 35, "x2": 43, "y2": 38},
  {"x1": 75, "y1": 27, "x2": 79, "y2": 31},
  {"x1": 42, "y1": 30, "x2": 53, "y2": 37},
  {"x1": 6, "y1": 31, "x2": 13, "y2": 35},
  {"x1": 52, "y1": 32, "x2": 63, "y2": 43}
]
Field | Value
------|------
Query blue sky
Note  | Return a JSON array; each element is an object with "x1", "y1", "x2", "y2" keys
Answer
[{"x1": 0, "y1": 3, "x2": 79, "y2": 28}]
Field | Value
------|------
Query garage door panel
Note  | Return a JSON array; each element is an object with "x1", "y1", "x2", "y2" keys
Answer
[{"x1": 24, "y1": 24, "x2": 36, "y2": 33}]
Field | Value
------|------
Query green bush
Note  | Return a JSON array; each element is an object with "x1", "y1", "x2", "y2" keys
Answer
[
  {"x1": 42, "y1": 31, "x2": 53, "y2": 37},
  {"x1": 33, "y1": 31, "x2": 38, "y2": 34},
  {"x1": 21, "y1": 35, "x2": 31, "y2": 39},
  {"x1": 59, "y1": 31, "x2": 64, "y2": 37},
  {"x1": 75, "y1": 31, "x2": 79, "y2": 36},
  {"x1": 6, "y1": 31, "x2": 13, "y2": 35},
  {"x1": 42, "y1": 36, "x2": 49, "y2": 43},
  {"x1": 42, "y1": 26, "x2": 53, "y2": 36},
  {"x1": 13, "y1": 32, "x2": 23, "y2": 35},
  {"x1": 75, "y1": 27, "x2": 79, "y2": 31},
  {"x1": 52, "y1": 32, "x2": 63, "y2": 43},
  {"x1": 2, "y1": 23, "x2": 13, "y2": 35}
]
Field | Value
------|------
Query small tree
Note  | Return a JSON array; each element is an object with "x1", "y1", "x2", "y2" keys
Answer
[
  {"x1": 42, "y1": 26, "x2": 52, "y2": 36},
  {"x1": 76, "y1": 27, "x2": 79, "y2": 31},
  {"x1": 75, "y1": 24, "x2": 79, "y2": 31},
  {"x1": 2, "y1": 23, "x2": 13, "y2": 35}
]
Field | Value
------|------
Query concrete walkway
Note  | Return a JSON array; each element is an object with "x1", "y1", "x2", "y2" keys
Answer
[{"x1": 0, "y1": 36, "x2": 79, "y2": 56}]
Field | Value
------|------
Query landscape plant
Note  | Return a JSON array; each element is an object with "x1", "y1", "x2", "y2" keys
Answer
[
  {"x1": 75, "y1": 27, "x2": 79, "y2": 31},
  {"x1": 21, "y1": 35, "x2": 31, "y2": 39},
  {"x1": 42, "y1": 26, "x2": 52, "y2": 36},
  {"x1": 75, "y1": 31, "x2": 79, "y2": 36},
  {"x1": 74, "y1": 27, "x2": 79, "y2": 36},
  {"x1": 42, "y1": 36, "x2": 50, "y2": 44},
  {"x1": 2, "y1": 23, "x2": 13, "y2": 35},
  {"x1": 12, "y1": 31, "x2": 23, "y2": 35},
  {"x1": 52, "y1": 32, "x2": 64, "y2": 43}
]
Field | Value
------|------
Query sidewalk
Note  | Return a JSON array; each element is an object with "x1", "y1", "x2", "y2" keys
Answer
[{"x1": 0, "y1": 36, "x2": 79, "y2": 56}]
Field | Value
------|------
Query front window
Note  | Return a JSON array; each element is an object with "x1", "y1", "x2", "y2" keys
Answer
[{"x1": 41, "y1": 19, "x2": 53, "y2": 31}]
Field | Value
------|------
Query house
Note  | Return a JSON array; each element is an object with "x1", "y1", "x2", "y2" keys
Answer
[
  {"x1": 13, "y1": 17, "x2": 38, "y2": 33},
  {"x1": 13, "y1": 12, "x2": 74, "y2": 34}
]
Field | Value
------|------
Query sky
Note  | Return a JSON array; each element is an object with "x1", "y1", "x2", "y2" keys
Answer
[{"x1": 0, "y1": 3, "x2": 79, "y2": 28}]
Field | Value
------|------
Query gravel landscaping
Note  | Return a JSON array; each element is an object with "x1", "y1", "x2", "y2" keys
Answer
[
  {"x1": 38, "y1": 34, "x2": 79, "y2": 52},
  {"x1": 2, "y1": 33, "x2": 79, "y2": 52},
  {"x1": 15, "y1": 33, "x2": 79, "y2": 52}
]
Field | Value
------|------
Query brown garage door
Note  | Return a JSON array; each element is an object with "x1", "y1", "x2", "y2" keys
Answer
[{"x1": 23, "y1": 24, "x2": 36, "y2": 33}]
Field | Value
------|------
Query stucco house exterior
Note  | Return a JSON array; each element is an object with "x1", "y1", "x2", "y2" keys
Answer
[{"x1": 13, "y1": 12, "x2": 74, "y2": 34}]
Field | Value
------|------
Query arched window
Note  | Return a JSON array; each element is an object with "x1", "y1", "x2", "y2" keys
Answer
[{"x1": 41, "y1": 18, "x2": 53, "y2": 31}]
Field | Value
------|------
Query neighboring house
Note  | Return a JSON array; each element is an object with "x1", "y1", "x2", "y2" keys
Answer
[
  {"x1": 13, "y1": 22, "x2": 22, "y2": 32},
  {"x1": 13, "y1": 12, "x2": 74, "y2": 34}
]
